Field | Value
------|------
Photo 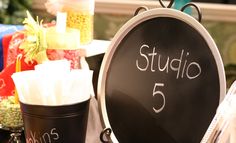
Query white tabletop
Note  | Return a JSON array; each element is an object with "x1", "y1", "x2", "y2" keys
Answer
[{"x1": 79, "y1": 40, "x2": 110, "y2": 57}]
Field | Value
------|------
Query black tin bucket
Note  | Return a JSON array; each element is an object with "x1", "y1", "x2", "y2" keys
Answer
[{"x1": 20, "y1": 99, "x2": 90, "y2": 143}]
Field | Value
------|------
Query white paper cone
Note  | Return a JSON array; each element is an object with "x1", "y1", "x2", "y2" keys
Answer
[
  {"x1": 12, "y1": 60, "x2": 93, "y2": 106},
  {"x1": 12, "y1": 71, "x2": 41, "y2": 104},
  {"x1": 35, "y1": 60, "x2": 71, "y2": 73}
]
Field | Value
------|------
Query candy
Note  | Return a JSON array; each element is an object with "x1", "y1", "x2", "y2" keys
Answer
[
  {"x1": 0, "y1": 96, "x2": 23, "y2": 128},
  {"x1": 66, "y1": 10, "x2": 93, "y2": 45}
]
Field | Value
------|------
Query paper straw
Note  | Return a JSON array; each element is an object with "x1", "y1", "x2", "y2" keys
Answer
[
  {"x1": 56, "y1": 12, "x2": 67, "y2": 33},
  {"x1": 14, "y1": 54, "x2": 23, "y2": 104}
]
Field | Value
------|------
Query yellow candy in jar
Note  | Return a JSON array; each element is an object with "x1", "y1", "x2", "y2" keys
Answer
[
  {"x1": 0, "y1": 96, "x2": 23, "y2": 128},
  {"x1": 62, "y1": 0, "x2": 94, "y2": 45}
]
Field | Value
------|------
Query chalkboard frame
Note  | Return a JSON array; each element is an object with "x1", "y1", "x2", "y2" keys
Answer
[{"x1": 97, "y1": 8, "x2": 226, "y2": 142}]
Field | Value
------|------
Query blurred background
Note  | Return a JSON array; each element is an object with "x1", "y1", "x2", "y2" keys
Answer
[{"x1": 1, "y1": 0, "x2": 236, "y2": 87}]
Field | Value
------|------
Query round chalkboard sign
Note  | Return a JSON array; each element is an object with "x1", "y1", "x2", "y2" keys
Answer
[{"x1": 98, "y1": 8, "x2": 226, "y2": 143}]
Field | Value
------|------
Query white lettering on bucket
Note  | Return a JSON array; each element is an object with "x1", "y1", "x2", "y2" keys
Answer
[{"x1": 26, "y1": 128, "x2": 60, "y2": 143}]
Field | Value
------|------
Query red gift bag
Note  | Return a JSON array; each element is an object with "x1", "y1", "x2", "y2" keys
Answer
[{"x1": 0, "y1": 32, "x2": 36, "y2": 97}]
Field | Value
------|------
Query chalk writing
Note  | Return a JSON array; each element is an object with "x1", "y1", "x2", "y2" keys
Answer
[
  {"x1": 153, "y1": 83, "x2": 165, "y2": 113},
  {"x1": 136, "y1": 44, "x2": 202, "y2": 80},
  {"x1": 26, "y1": 128, "x2": 59, "y2": 143},
  {"x1": 135, "y1": 44, "x2": 202, "y2": 114}
]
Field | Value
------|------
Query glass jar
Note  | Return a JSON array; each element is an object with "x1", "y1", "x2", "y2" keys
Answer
[
  {"x1": 62, "y1": 0, "x2": 94, "y2": 45},
  {"x1": 46, "y1": 27, "x2": 82, "y2": 69}
]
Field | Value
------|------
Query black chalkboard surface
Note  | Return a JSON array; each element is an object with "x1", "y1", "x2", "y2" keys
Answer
[{"x1": 98, "y1": 8, "x2": 226, "y2": 143}]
